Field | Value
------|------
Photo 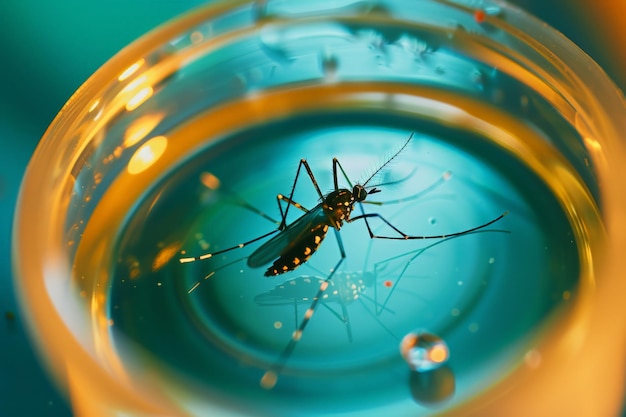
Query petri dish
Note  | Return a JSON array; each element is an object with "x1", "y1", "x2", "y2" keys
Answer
[{"x1": 12, "y1": 1, "x2": 626, "y2": 416}]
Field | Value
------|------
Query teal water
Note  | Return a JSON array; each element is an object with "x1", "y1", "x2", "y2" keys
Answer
[
  {"x1": 62, "y1": 5, "x2": 593, "y2": 415},
  {"x1": 104, "y1": 111, "x2": 578, "y2": 416}
]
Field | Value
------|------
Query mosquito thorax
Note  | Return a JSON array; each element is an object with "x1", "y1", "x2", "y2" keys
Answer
[{"x1": 322, "y1": 189, "x2": 355, "y2": 227}]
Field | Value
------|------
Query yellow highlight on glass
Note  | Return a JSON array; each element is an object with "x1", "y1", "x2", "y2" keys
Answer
[
  {"x1": 126, "y1": 86, "x2": 153, "y2": 111},
  {"x1": 118, "y1": 58, "x2": 145, "y2": 81},
  {"x1": 123, "y1": 113, "x2": 165, "y2": 148},
  {"x1": 127, "y1": 136, "x2": 168, "y2": 175}
]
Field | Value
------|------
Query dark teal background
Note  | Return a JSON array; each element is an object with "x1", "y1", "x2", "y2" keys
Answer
[{"x1": 0, "y1": 1, "x2": 623, "y2": 416}]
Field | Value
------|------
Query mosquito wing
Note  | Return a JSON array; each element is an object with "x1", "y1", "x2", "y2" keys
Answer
[{"x1": 247, "y1": 204, "x2": 327, "y2": 268}]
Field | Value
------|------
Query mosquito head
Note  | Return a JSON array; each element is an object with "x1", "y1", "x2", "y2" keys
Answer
[
  {"x1": 353, "y1": 184, "x2": 379, "y2": 202},
  {"x1": 353, "y1": 185, "x2": 366, "y2": 202}
]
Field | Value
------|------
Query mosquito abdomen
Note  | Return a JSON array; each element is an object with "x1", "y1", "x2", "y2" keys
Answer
[{"x1": 264, "y1": 223, "x2": 330, "y2": 276}]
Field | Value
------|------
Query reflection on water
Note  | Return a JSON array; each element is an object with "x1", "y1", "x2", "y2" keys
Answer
[{"x1": 409, "y1": 366, "x2": 456, "y2": 407}]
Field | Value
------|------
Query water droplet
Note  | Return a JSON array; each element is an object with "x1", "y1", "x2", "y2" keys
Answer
[
  {"x1": 428, "y1": 217, "x2": 437, "y2": 225},
  {"x1": 400, "y1": 332, "x2": 449, "y2": 372}
]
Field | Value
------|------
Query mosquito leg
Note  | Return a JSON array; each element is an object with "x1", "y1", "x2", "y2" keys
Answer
[
  {"x1": 260, "y1": 277, "x2": 332, "y2": 389},
  {"x1": 373, "y1": 235, "x2": 460, "y2": 315},
  {"x1": 319, "y1": 301, "x2": 353, "y2": 342},
  {"x1": 293, "y1": 298, "x2": 298, "y2": 330},
  {"x1": 349, "y1": 212, "x2": 508, "y2": 240},
  {"x1": 375, "y1": 247, "x2": 427, "y2": 315},
  {"x1": 179, "y1": 229, "x2": 279, "y2": 263},
  {"x1": 338, "y1": 299, "x2": 353, "y2": 343},
  {"x1": 333, "y1": 157, "x2": 353, "y2": 190},
  {"x1": 187, "y1": 256, "x2": 249, "y2": 294},
  {"x1": 359, "y1": 293, "x2": 395, "y2": 314},
  {"x1": 372, "y1": 229, "x2": 510, "y2": 316},
  {"x1": 275, "y1": 194, "x2": 310, "y2": 228},
  {"x1": 280, "y1": 159, "x2": 325, "y2": 230},
  {"x1": 319, "y1": 302, "x2": 346, "y2": 323},
  {"x1": 260, "y1": 229, "x2": 347, "y2": 389},
  {"x1": 220, "y1": 189, "x2": 280, "y2": 226},
  {"x1": 357, "y1": 298, "x2": 399, "y2": 341}
]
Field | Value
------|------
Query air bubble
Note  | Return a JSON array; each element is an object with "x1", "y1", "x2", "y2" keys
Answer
[
  {"x1": 400, "y1": 332, "x2": 449, "y2": 372},
  {"x1": 428, "y1": 217, "x2": 437, "y2": 225}
]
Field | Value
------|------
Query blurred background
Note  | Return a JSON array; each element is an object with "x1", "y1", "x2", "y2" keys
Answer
[{"x1": 0, "y1": 1, "x2": 624, "y2": 416}]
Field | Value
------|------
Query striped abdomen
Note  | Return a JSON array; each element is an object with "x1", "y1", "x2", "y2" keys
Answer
[{"x1": 264, "y1": 223, "x2": 330, "y2": 276}]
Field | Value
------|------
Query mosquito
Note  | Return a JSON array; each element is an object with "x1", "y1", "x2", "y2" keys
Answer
[{"x1": 179, "y1": 132, "x2": 508, "y2": 388}]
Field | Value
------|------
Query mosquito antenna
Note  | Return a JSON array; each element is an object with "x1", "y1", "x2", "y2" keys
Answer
[
  {"x1": 362, "y1": 132, "x2": 414, "y2": 187},
  {"x1": 366, "y1": 167, "x2": 419, "y2": 190}
]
